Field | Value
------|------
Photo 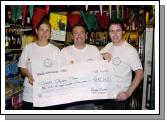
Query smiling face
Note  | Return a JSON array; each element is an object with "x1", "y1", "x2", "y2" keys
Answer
[
  {"x1": 109, "y1": 24, "x2": 124, "y2": 46},
  {"x1": 37, "y1": 23, "x2": 51, "y2": 42},
  {"x1": 72, "y1": 26, "x2": 87, "y2": 48}
]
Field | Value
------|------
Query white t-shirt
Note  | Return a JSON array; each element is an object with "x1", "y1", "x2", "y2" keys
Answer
[
  {"x1": 18, "y1": 42, "x2": 60, "y2": 103},
  {"x1": 100, "y1": 41, "x2": 143, "y2": 92},
  {"x1": 60, "y1": 44, "x2": 103, "y2": 66}
]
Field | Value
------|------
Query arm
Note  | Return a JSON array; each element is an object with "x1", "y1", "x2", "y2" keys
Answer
[
  {"x1": 93, "y1": 46, "x2": 103, "y2": 60},
  {"x1": 116, "y1": 69, "x2": 144, "y2": 101},
  {"x1": 100, "y1": 43, "x2": 112, "y2": 62},
  {"x1": 19, "y1": 67, "x2": 34, "y2": 85}
]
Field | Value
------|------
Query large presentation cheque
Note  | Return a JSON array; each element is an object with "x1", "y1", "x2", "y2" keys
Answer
[{"x1": 33, "y1": 60, "x2": 120, "y2": 107}]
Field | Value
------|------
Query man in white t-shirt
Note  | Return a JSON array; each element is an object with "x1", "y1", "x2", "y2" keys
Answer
[
  {"x1": 18, "y1": 19, "x2": 64, "y2": 110},
  {"x1": 100, "y1": 19, "x2": 144, "y2": 110},
  {"x1": 61, "y1": 25, "x2": 103, "y2": 110}
]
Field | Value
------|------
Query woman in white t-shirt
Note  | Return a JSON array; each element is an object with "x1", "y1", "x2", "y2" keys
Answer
[
  {"x1": 61, "y1": 25, "x2": 103, "y2": 110},
  {"x1": 18, "y1": 18, "x2": 64, "y2": 110}
]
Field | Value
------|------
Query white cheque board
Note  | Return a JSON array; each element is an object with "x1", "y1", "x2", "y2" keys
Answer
[{"x1": 33, "y1": 60, "x2": 120, "y2": 107}]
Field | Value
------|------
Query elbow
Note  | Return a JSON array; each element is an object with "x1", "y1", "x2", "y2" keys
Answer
[
  {"x1": 140, "y1": 69, "x2": 144, "y2": 80},
  {"x1": 135, "y1": 69, "x2": 144, "y2": 80}
]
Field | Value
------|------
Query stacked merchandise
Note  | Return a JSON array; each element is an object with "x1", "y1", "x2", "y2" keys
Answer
[{"x1": 5, "y1": 50, "x2": 23, "y2": 110}]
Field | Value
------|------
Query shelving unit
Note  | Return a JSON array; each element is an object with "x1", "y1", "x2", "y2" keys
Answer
[
  {"x1": 5, "y1": 24, "x2": 31, "y2": 110},
  {"x1": 5, "y1": 50, "x2": 24, "y2": 110}
]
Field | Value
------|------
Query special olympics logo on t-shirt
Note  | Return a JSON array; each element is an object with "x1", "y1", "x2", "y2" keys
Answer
[
  {"x1": 87, "y1": 58, "x2": 95, "y2": 62},
  {"x1": 43, "y1": 58, "x2": 53, "y2": 67},
  {"x1": 112, "y1": 57, "x2": 121, "y2": 66}
]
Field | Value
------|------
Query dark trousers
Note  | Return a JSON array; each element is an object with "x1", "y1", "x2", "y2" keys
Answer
[
  {"x1": 65, "y1": 103, "x2": 94, "y2": 110},
  {"x1": 65, "y1": 101, "x2": 95, "y2": 110},
  {"x1": 22, "y1": 101, "x2": 66, "y2": 110},
  {"x1": 102, "y1": 99, "x2": 130, "y2": 110}
]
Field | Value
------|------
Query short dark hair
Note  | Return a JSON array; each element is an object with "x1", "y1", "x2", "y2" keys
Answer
[
  {"x1": 37, "y1": 16, "x2": 51, "y2": 31},
  {"x1": 109, "y1": 19, "x2": 124, "y2": 31},
  {"x1": 72, "y1": 25, "x2": 86, "y2": 34}
]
